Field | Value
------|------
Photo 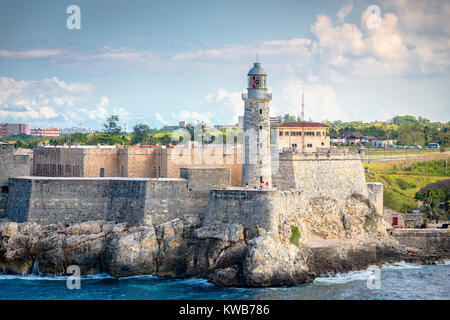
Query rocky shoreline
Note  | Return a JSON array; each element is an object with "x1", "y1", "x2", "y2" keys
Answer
[{"x1": 1, "y1": 217, "x2": 447, "y2": 287}]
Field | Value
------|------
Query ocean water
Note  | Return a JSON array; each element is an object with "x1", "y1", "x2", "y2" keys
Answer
[{"x1": 0, "y1": 261, "x2": 448, "y2": 300}]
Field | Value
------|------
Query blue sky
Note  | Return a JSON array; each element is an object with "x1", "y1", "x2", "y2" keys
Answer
[{"x1": 0, "y1": 0, "x2": 449, "y2": 130}]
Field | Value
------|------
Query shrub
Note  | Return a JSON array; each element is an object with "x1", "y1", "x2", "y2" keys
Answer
[{"x1": 289, "y1": 225, "x2": 300, "y2": 246}]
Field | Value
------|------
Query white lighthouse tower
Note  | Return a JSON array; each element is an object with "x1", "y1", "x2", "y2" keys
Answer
[{"x1": 242, "y1": 62, "x2": 272, "y2": 188}]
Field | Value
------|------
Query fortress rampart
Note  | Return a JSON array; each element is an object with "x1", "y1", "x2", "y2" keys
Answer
[
  {"x1": 272, "y1": 151, "x2": 368, "y2": 197},
  {"x1": 6, "y1": 146, "x2": 382, "y2": 233},
  {"x1": 6, "y1": 166, "x2": 230, "y2": 226},
  {"x1": 204, "y1": 188, "x2": 303, "y2": 234}
]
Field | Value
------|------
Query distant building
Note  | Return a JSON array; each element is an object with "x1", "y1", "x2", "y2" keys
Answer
[
  {"x1": 370, "y1": 139, "x2": 397, "y2": 148},
  {"x1": 30, "y1": 128, "x2": 61, "y2": 137},
  {"x1": 362, "y1": 136, "x2": 376, "y2": 143},
  {"x1": 270, "y1": 116, "x2": 281, "y2": 125},
  {"x1": 179, "y1": 121, "x2": 187, "y2": 128},
  {"x1": 237, "y1": 116, "x2": 244, "y2": 127},
  {"x1": 276, "y1": 122, "x2": 330, "y2": 152},
  {"x1": 345, "y1": 132, "x2": 364, "y2": 146},
  {"x1": 330, "y1": 137, "x2": 346, "y2": 145},
  {"x1": 32, "y1": 144, "x2": 244, "y2": 186},
  {"x1": 60, "y1": 127, "x2": 99, "y2": 135},
  {"x1": 0, "y1": 123, "x2": 29, "y2": 137},
  {"x1": 345, "y1": 133, "x2": 392, "y2": 147},
  {"x1": 163, "y1": 125, "x2": 179, "y2": 130},
  {"x1": 214, "y1": 124, "x2": 237, "y2": 130}
]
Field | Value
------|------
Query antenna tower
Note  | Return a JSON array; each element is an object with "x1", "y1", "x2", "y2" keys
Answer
[{"x1": 301, "y1": 90, "x2": 305, "y2": 153}]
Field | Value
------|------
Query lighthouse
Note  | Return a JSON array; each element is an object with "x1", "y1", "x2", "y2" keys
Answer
[{"x1": 242, "y1": 62, "x2": 272, "y2": 188}]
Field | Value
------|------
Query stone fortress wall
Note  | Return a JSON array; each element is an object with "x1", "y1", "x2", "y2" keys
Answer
[
  {"x1": 32, "y1": 145, "x2": 244, "y2": 186},
  {"x1": 272, "y1": 151, "x2": 368, "y2": 197},
  {"x1": 0, "y1": 143, "x2": 32, "y2": 218},
  {"x1": 6, "y1": 167, "x2": 231, "y2": 226},
  {"x1": 6, "y1": 149, "x2": 382, "y2": 231},
  {"x1": 204, "y1": 150, "x2": 384, "y2": 240}
]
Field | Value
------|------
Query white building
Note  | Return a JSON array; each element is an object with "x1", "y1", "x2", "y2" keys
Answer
[{"x1": 60, "y1": 127, "x2": 100, "y2": 135}]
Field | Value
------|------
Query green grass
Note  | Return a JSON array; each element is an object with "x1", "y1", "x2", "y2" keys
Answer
[
  {"x1": 365, "y1": 155, "x2": 449, "y2": 212},
  {"x1": 289, "y1": 225, "x2": 300, "y2": 246}
]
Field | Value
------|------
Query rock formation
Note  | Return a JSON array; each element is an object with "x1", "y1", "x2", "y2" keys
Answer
[{"x1": 0, "y1": 191, "x2": 448, "y2": 286}]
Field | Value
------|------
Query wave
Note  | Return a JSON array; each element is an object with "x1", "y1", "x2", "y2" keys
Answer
[
  {"x1": 0, "y1": 273, "x2": 113, "y2": 281},
  {"x1": 313, "y1": 269, "x2": 374, "y2": 284},
  {"x1": 313, "y1": 261, "x2": 428, "y2": 285},
  {"x1": 382, "y1": 261, "x2": 423, "y2": 270}
]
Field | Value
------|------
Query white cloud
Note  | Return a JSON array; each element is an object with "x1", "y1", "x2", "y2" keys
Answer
[
  {"x1": 155, "y1": 112, "x2": 169, "y2": 125},
  {"x1": 272, "y1": 77, "x2": 346, "y2": 122},
  {"x1": 172, "y1": 110, "x2": 214, "y2": 125},
  {"x1": 380, "y1": 0, "x2": 450, "y2": 36},
  {"x1": 203, "y1": 88, "x2": 244, "y2": 124},
  {"x1": 310, "y1": 6, "x2": 450, "y2": 78},
  {"x1": 336, "y1": 3, "x2": 353, "y2": 24},
  {"x1": 39, "y1": 106, "x2": 58, "y2": 119},
  {"x1": 0, "y1": 49, "x2": 66, "y2": 59},
  {"x1": 0, "y1": 76, "x2": 96, "y2": 124}
]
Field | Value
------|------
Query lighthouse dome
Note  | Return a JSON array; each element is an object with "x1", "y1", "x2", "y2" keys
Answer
[{"x1": 247, "y1": 62, "x2": 267, "y2": 76}]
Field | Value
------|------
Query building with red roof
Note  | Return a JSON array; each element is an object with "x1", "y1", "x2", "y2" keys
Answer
[{"x1": 276, "y1": 121, "x2": 330, "y2": 152}]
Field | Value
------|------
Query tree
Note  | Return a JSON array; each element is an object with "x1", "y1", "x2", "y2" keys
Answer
[
  {"x1": 103, "y1": 115, "x2": 121, "y2": 135},
  {"x1": 131, "y1": 123, "x2": 151, "y2": 144},
  {"x1": 415, "y1": 189, "x2": 447, "y2": 223}
]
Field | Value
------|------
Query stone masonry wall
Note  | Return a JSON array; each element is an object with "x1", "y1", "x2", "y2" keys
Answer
[
  {"x1": 389, "y1": 229, "x2": 450, "y2": 254},
  {"x1": 204, "y1": 189, "x2": 282, "y2": 233},
  {"x1": 180, "y1": 167, "x2": 230, "y2": 189},
  {"x1": 367, "y1": 182, "x2": 383, "y2": 217},
  {"x1": 7, "y1": 178, "x2": 109, "y2": 224},
  {"x1": 6, "y1": 175, "x2": 216, "y2": 226},
  {"x1": 273, "y1": 152, "x2": 368, "y2": 198},
  {"x1": 1, "y1": 144, "x2": 32, "y2": 187},
  {"x1": 0, "y1": 144, "x2": 32, "y2": 217}
]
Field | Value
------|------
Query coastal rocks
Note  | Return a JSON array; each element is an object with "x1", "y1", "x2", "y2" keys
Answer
[
  {"x1": 186, "y1": 223, "x2": 245, "y2": 277},
  {"x1": 0, "y1": 222, "x2": 39, "y2": 274},
  {"x1": 241, "y1": 234, "x2": 313, "y2": 287},
  {"x1": 1, "y1": 215, "x2": 447, "y2": 288},
  {"x1": 154, "y1": 214, "x2": 203, "y2": 277},
  {"x1": 277, "y1": 192, "x2": 390, "y2": 246},
  {"x1": 102, "y1": 225, "x2": 159, "y2": 277},
  {"x1": 0, "y1": 215, "x2": 204, "y2": 278}
]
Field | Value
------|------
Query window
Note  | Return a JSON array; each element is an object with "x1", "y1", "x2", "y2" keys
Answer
[
  {"x1": 44, "y1": 164, "x2": 49, "y2": 175},
  {"x1": 321, "y1": 142, "x2": 324, "y2": 146},
  {"x1": 58, "y1": 165, "x2": 63, "y2": 176},
  {"x1": 260, "y1": 109, "x2": 262, "y2": 114},
  {"x1": 260, "y1": 126, "x2": 263, "y2": 130},
  {"x1": 292, "y1": 144, "x2": 297, "y2": 148},
  {"x1": 36, "y1": 164, "x2": 42, "y2": 175},
  {"x1": 51, "y1": 164, "x2": 56, "y2": 176},
  {"x1": 121, "y1": 166, "x2": 124, "y2": 177},
  {"x1": 100, "y1": 168, "x2": 105, "y2": 177},
  {"x1": 279, "y1": 131, "x2": 283, "y2": 136},
  {"x1": 65, "y1": 165, "x2": 71, "y2": 175},
  {"x1": 316, "y1": 131, "x2": 321, "y2": 136},
  {"x1": 73, "y1": 165, "x2": 80, "y2": 177},
  {"x1": 307, "y1": 143, "x2": 313, "y2": 148}
]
